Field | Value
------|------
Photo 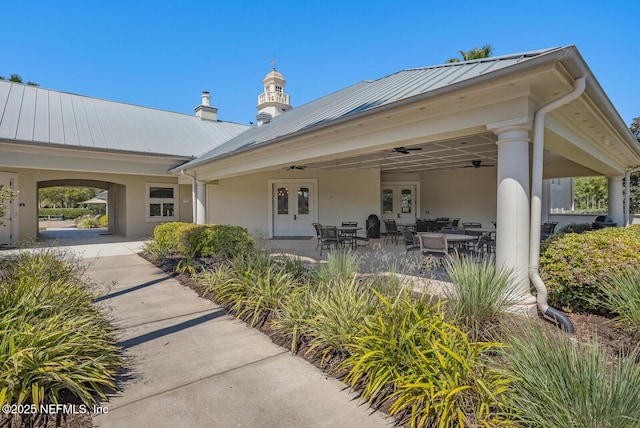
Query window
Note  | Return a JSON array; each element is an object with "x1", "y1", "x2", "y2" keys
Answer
[
  {"x1": 146, "y1": 183, "x2": 178, "y2": 222},
  {"x1": 275, "y1": 85, "x2": 283, "y2": 93}
]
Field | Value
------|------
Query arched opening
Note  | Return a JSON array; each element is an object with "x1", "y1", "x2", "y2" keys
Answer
[{"x1": 37, "y1": 179, "x2": 126, "y2": 240}]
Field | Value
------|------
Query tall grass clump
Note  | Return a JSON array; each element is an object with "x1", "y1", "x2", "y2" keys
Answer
[
  {"x1": 0, "y1": 249, "x2": 121, "y2": 411},
  {"x1": 303, "y1": 275, "x2": 381, "y2": 361},
  {"x1": 197, "y1": 252, "x2": 299, "y2": 326},
  {"x1": 443, "y1": 255, "x2": 520, "y2": 338},
  {"x1": 341, "y1": 289, "x2": 512, "y2": 427},
  {"x1": 312, "y1": 249, "x2": 360, "y2": 285},
  {"x1": 500, "y1": 323, "x2": 640, "y2": 427},
  {"x1": 599, "y1": 267, "x2": 640, "y2": 339}
]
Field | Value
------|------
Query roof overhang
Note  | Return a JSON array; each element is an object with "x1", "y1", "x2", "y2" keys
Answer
[{"x1": 175, "y1": 46, "x2": 640, "y2": 181}]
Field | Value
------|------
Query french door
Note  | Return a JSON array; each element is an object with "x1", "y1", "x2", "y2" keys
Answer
[
  {"x1": 380, "y1": 183, "x2": 417, "y2": 231},
  {"x1": 272, "y1": 182, "x2": 315, "y2": 237}
]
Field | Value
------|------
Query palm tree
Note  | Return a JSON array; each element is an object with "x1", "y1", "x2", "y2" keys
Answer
[
  {"x1": 446, "y1": 44, "x2": 494, "y2": 63},
  {"x1": 0, "y1": 73, "x2": 39, "y2": 86}
]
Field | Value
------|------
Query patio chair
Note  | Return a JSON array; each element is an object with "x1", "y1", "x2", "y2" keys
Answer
[
  {"x1": 469, "y1": 234, "x2": 493, "y2": 259},
  {"x1": 540, "y1": 222, "x2": 558, "y2": 241},
  {"x1": 418, "y1": 233, "x2": 449, "y2": 260},
  {"x1": 383, "y1": 219, "x2": 402, "y2": 245},
  {"x1": 415, "y1": 219, "x2": 429, "y2": 232},
  {"x1": 451, "y1": 218, "x2": 461, "y2": 228},
  {"x1": 312, "y1": 223, "x2": 322, "y2": 250},
  {"x1": 319, "y1": 226, "x2": 342, "y2": 256},
  {"x1": 354, "y1": 223, "x2": 376, "y2": 249},
  {"x1": 403, "y1": 229, "x2": 419, "y2": 253}
]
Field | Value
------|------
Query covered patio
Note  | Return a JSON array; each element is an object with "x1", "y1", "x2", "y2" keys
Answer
[{"x1": 176, "y1": 46, "x2": 640, "y2": 318}]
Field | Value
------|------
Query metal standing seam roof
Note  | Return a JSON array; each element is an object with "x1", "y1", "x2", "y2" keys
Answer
[
  {"x1": 176, "y1": 47, "x2": 567, "y2": 170},
  {"x1": 0, "y1": 81, "x2": 250, "y2": 158}
]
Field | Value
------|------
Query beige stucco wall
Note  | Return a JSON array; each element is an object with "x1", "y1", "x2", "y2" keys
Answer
[
  {"x1": 419, "y1": 167, "x2": 497, "y2": 226},
  {"x1": 207, "y1": 169, "x2": 380, "y2": 236},
  {"x1": 4, "y1": 168, "x2": 192, "y2": 241}
]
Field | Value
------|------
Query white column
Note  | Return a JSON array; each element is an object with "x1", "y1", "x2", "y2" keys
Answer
[
  {"x1": 490, "y1": 124, "x2": 537, "y2": 316},
  {"x1": 196, "y1": 181, "x2": 207, "y2": 225},
  {"x1": 608, "y1": 175, "x2": 624, "y2": 226}
]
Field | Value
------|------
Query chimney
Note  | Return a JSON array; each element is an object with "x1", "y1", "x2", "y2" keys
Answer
[{"x1": 195, "y1": 90, "x2": 218, "y2": 121}]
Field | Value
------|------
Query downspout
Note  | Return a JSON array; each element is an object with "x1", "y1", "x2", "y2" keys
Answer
[
  {"x1": 181, "y1": 169, "x2": 198, "y2": 224},
  {"x1": 625, "y1": 167, "x2": 640, "y2": 226},
  {"x1": 530, "y1": 76, "x2": 586, "y2": 333}
]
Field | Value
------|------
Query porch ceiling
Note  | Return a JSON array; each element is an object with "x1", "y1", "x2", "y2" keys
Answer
[{"x1": 304, "y1": 133, "x2": 499, "y2": 173}]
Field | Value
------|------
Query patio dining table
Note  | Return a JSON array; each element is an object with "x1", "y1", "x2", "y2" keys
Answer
[
  {"x1": 336, "y1": 226, "x2": 362, "y2": 249},
  {"x1": 464, "y1": 227, "x2": 496, "y2": 235},
  {"x1": 417, "y1": 232, "x2": 475, "y2": 251}
]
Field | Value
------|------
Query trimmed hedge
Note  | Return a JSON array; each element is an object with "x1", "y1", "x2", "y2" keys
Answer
[
  {"x1": 152, "y1": 222, "x2": 254, "y2": 259},
  {"x1": 540, "y1": 225, "x2": 640, "y2": 313},
  {"x1": 39, "y1": 208, "x2": 91, "y2": 220}
]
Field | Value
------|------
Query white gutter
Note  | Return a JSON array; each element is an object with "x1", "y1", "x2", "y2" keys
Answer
[
  {"x1": 625, "y1": 167, "x2": 640, "y2": 226},
  {"x1": 529, "y1": 76, "x2": 586, "y2": 332},
  {"x1": 180, "y1": 169, "x2": 198, "y2": 224}
]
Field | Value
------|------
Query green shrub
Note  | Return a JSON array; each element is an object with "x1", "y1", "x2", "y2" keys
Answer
[
  {"x1": 500, "y1": 323, "x2": 640, "y2": 427},
  {"x1": 151, "y1": 222, "x2": 190, "y2": 253},
  {"x1": 99, "y1": 214, "x2": 108, "y2": 227},
  {"x1": 599, "y1": 267, "x2": 640, "y2": 338},
  {"x1": 39, "y1": 208, "x2": 91, "y2": 220},
  {"x1": 76, "y1": 215, "x2": 100, "y2": 229},
  {"x1": 539, "y1": 225, "x2": 640, "y2": 313},
  {"x1": 556, "y1": 222, "x2": 593, "y2": 235},
  {"x1": 0, "y1": 249, "x2": 121, "y2": 410},
  {"x1": 341, "y1": 290, "x2": 512, "y2": 427},
  {"x1": 180, "y1": 224, "x2": 254, "y2": 259},
  {"x1": 149, "y1": 222, "x2": 255, "y2": 260}
]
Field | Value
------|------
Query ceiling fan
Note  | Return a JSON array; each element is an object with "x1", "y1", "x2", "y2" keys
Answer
[
  {"x1": 462, "y1": 160, "x2": 495, "y2": 168},
  {"x1": 393, "y1": 146, "x2": 423, "y2": 155}
]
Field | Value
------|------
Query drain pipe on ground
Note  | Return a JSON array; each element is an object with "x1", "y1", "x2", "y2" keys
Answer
[
  {"x1": 180, "y1": 169, "x2": 198, "y2": 224},
  {"x1": 530, "y1": 76, "x2": 586, "y2": 333},
  {"x1": 625, "y1": 167, "x2": 640, "y2": 226}
]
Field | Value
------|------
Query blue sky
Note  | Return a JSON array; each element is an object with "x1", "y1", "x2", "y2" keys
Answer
[{"x1": 4, "y1": 1, "x2": 638, "y2": 127}]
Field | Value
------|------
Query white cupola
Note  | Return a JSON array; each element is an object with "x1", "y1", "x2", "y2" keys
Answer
[{"x1": 256, "y1": 67, "x2": 291, "y2": 125}]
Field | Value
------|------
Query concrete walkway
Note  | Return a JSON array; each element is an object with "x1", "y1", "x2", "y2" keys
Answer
[{"x1": 46, "y1": 238, "x2": 392, "y2": 427}]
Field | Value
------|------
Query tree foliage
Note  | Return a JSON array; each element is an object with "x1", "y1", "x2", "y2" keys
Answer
[
  {"x1": 446, "y1": 44, "x2": 493, "y2": 63},
  {"x1": 39, "y1": 187, "x2": 102, "y2": 209},
  {"x1": 0, "y1": 73, "x2": 39, "y2": 86},
  {"x1": 630, "y1": 117, "x2": 640, "y2": 141},
  {"x1": 573, "y1": 176, "x2": 608, "y2": 212}
]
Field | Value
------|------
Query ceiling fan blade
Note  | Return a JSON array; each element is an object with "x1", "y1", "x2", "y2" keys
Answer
[{"x1": 393, "y1": 146, "x2": 422, "y2": 154}]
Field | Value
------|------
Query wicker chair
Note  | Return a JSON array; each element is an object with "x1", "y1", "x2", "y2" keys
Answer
[{"x1": 417, "y1": 233, "x2": 449, "y2": 264}]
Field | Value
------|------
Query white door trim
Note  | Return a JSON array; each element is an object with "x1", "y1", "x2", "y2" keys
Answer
[
  {"x1": 380, "y1": 180, "x2": 421, "y2": 222},
  {"x1": 268, "y1": 179, "x2": 318, "y2": 238},
  {"x1": 0, "y1": 172, "x2": 19, "y2": 245}
]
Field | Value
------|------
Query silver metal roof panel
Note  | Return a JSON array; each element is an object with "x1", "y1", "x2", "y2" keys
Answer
[
  {"x1": 0, "y1": 81, "x2": 249, "y2": 158},
  {"x1": 180, "y1": 47, "x2": 566, "y2": 169}
]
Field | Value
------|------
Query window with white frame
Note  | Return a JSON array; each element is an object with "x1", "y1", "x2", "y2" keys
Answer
[{"x1": 146, "y1": 183, "x2": 178, "y2": 222}]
